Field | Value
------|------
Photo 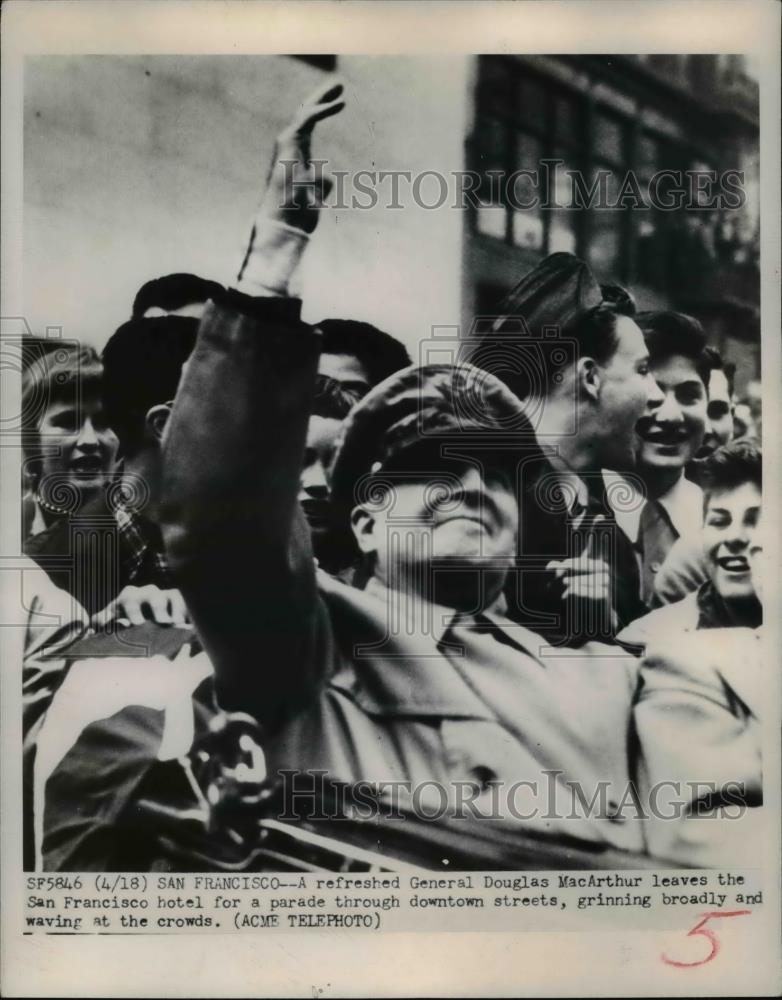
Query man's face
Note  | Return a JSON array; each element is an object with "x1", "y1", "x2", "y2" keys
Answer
[
  {"x1": 37, "y1": 393, "x2": 119, "y2": 495},
  {"x1": 299, "y1": 415, "x2": 342, "y2": 541},
  {"x1": 697, "y1": 368, "x2": 734, "y2": 458},
  {"x1": 318, "y1": 352, "x2": 371, "y2": 399},
  {"x1": 354, "y1": 460, "x2": 517, "y2": 608},
  {"x1": 634, "y1": 354, "x2": 707, "y2": 473},
  {"x1": 702, "y1": 481, "x2": 761, "y2": 601},
  {"x1": 594, "y1": 316, "x2": 661, "y2": 470}
]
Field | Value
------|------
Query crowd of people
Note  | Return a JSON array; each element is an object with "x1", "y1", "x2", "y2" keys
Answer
[{"x1": 20, "y1": 82, "x2": 765, "y2": 872}]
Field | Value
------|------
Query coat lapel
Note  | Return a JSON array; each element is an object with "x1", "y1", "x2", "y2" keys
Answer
[{"x1": 318, "y1": 571, "x2": 497, "y2": 720}]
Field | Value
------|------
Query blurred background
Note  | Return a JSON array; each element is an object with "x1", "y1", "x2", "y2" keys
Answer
[{"x1": 24, "y1": 53, "x2": 760, "y2": 391}]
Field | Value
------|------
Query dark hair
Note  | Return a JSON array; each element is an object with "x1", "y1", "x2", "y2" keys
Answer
[
  {"x1": 637, "y1": 311, "x2": 711, "y2": 386},
  {"x1": 101, "y1": 316, "x2": 198, "y2": 457},
  {"x1": 700, "y1": 439, "x2": 761, "y2": 500},
  {"x1": 131, "y1": 273, "x2": 225, "y2": 319},
  {"x1": 312, "y1": 374, "x2": 357, "y2": 421},
  {"x1": 563, "y1": 283, "x2": 638, "y2": 376},
  {"x1": 22, "y1": 343, "x2": 103, "y2": 435},
  {"x1": 315, "y1": 319, "x2": 411, "y2": 392},
  {"x1": 702, "y1": 345, "x2": 736, "y2": 397},
  {"x1": 473, "y1": 283, "x2": 637, "y2": 400}
]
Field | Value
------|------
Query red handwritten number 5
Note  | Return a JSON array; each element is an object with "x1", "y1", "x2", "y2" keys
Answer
[{"x1": 662, "y1": 910, "x2": 751, "y2": 968}]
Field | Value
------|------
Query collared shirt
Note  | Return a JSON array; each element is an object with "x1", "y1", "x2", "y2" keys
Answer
[
  {"x1": 25, "y1": 495, "x2": 48, "y2": 538},
  {"x1": 604, "y1": 471, "x2": 703, "y2": 604},
  {"x1": 362, "y1": 575, "x2": 510, "y2": 642},
  {"x1": 603, "y1": 470, "x2": 702, "y2": 545}
]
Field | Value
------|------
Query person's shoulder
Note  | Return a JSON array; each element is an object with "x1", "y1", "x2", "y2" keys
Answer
[
  {"x1": 23, "y1": 518, "x2": 68, "y2": 557},
  {"x1": 23, "y1": 494, "x2": 115, "y2": 557},
  {"x1": 639, "y1": 627, "x2": 762, "y2": 712},
  {"x1": 617, "y1": 591, "x2": 699, "y2": 647}
]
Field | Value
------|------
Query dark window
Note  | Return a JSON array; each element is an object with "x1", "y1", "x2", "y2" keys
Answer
[
  {"x1": 469, "y1": 56, "x2": 684, "y2": 289},
  {"x1": 470, "y1": 58, "x2": 604, "y2": 264}
]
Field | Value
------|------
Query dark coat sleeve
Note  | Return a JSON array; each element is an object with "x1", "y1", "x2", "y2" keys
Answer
[{"x1": 159, "y1": 292, "x2": 326, "y2": 729}]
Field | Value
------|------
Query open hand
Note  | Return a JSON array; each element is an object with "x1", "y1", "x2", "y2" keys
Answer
[{"x1": 258, "y1": 80, "x2": 345, "y2": 233}]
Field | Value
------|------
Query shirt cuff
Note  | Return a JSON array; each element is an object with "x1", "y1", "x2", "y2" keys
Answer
[{"x1": 235, "y1": 218, "x2": 309, "y2": 298}]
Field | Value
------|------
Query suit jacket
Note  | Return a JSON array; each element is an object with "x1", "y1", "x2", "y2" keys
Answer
[
  {"x1": 633, "y1": 627, "x2": 763, "y2": 866},
  {"x1": 506, "y1": 456, "x2": 647, "y2": 645}
]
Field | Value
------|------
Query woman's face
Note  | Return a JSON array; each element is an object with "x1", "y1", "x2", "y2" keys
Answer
[
  {"x1": 702, "y1": 481, "x2": 761, "y2": 601},
  {"x1": 37, "y1": 392, "x2": 119, "y2": 500}
]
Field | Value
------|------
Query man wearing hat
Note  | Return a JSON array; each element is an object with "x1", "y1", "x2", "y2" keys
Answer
[
  {"x1": 157, "y1": 305, "x2": 649, "y2": 847},
  {"x1": 475, "y1": 253, "x2": 664, "y2": 643},
  {"x1": 153, "y1": 84, "x2": 648, "y2": 863},
  {"x1": 36, "y1": 83, "x2": 653, "y2": 870}
]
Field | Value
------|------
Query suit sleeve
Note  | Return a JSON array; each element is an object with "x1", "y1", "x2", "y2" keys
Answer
[
  {"x1": 160, "y1": 292, "x2": 326, "y2": 729},
  {"x1": 651, "y1": 534, "x2": 708, "y2": 607}
]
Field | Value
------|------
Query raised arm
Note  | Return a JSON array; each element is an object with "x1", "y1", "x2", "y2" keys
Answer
[{"x1": 160, "y1": 83, "x2": 345, "y2": 727}]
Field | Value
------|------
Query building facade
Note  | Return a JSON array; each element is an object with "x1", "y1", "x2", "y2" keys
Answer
[
  {"x1": 463, "y1": 54, "x2": 760, "y2": 393},
  {"x1": 24, "y1": 54, "x2": 759, "y2": 389}
]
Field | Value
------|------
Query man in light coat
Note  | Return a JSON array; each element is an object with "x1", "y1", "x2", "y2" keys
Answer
[{"x1": 158, "y1": 83, "x2": 647, "y2": 858}]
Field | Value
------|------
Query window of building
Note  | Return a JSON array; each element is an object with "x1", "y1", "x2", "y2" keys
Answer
[
  {"x1": 472, "y1": 61, "x2": 586, "y2": 261},
  {"x1": 635, "y1": 131, "x2": 665, "y2": 288},
  {"x1": 468, "y1": 56, "x2": 689, "y2": 289}
]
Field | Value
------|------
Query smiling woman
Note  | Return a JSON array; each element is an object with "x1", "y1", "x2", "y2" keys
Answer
[
  {"x1": 700, "y1": 441, "x2": 762, "y2": 606},
  {"x1": 21, "y1": 343, "x2": 119, "y2": 536},
  {"x1": 618, "y1": 439, "x2": 763, "y2": 647}
]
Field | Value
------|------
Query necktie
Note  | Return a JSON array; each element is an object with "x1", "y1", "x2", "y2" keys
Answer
[
  {"x1": 570, "y1": 495, "x2": 610, "y2": 557},
  {"x1": 566, "y1": 491, "x2": 643, "y2": 639}
]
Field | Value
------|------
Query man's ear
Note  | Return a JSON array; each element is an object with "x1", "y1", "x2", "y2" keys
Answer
[
  {"x1": 350, "y1": 505, "x2": 378, "y2": 556},
  {"x1": 145, "y1": 404, "x2": 172, "y2": 444},
  {"x1": 577, "y1": 357, "x2": 601, "y2": 402}
]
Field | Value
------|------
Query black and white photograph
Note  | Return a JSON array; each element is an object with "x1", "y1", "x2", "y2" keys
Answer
[{"x1": 2, "y1": 1, "x2": 780, "y2": 997}]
